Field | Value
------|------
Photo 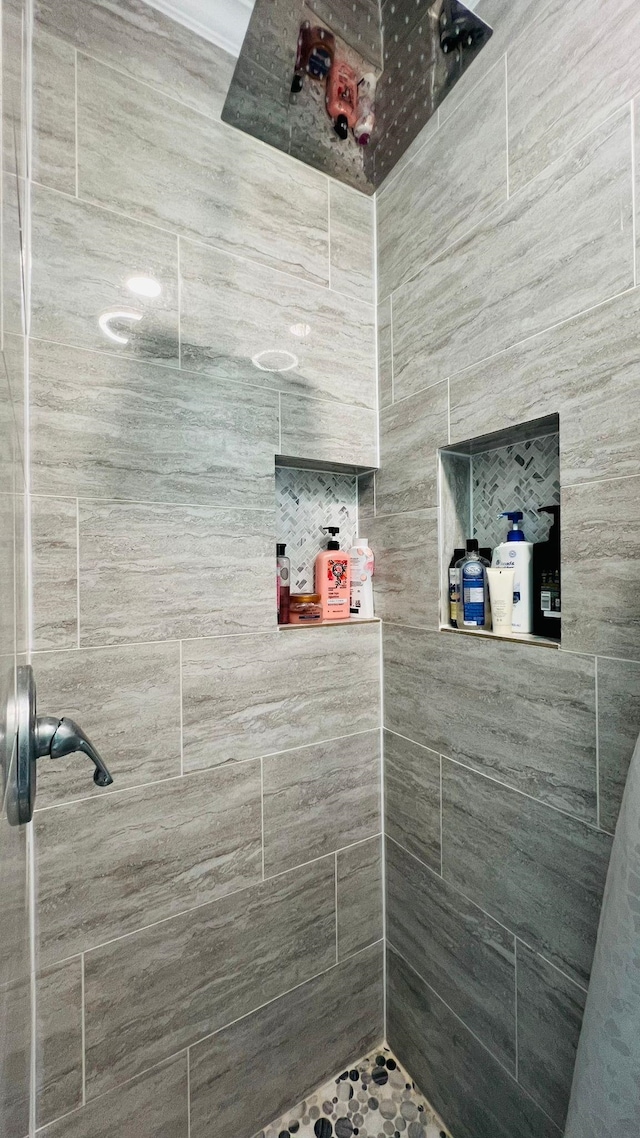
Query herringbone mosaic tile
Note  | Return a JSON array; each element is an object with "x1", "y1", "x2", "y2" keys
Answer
[
  {"x1": 276, "y1": 467, "x2": 358, "y2": 592},
  {"x1": 472, "y1": 434, "x2": 560, "y2": 549}
]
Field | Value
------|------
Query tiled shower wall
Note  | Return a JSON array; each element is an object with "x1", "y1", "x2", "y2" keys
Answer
[
  {"x1": 21, "y1": 1, "x2": 381, "y2": 1134},
  {"x1": 372, "y1": 0, "x2": 640, "y2": 1135}
]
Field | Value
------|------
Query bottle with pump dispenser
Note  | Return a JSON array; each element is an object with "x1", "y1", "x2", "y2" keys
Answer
[
  {"x1": 457, "y1": 539, "x2": 490, "y2": 629},
  {"x1": 532, "y1": 505, "x2": 561, "y2": 639},
  {"x1": 349, "y1": 537, "x2": 374, "y2": 618},
  {"x1": 492, "y1": 511, "x2": 533, "y2": 633},
  {"x1": 315, "y1": 527, "x2": 350, "y2": 621}
]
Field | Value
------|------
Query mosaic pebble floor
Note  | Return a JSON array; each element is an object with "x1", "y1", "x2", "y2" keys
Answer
[{"x1": 255, "y1": 1046, "x2": 452, "y2": 1138}]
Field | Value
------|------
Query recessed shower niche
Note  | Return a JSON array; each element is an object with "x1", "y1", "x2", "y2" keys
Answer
[{"x1": 439, "y1": 415, "x2": 561, "y2": 647}]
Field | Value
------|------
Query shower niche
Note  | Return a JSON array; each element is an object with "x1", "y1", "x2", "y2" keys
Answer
[{"x1": 438, "y1": 415, "x2": 561, "y2": 647}]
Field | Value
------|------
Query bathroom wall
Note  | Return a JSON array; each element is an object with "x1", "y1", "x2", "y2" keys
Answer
[
  {"x1": 1, "y1": 0, "x2": 32, "y2": 1133},
  {"x1": 373, "y1": 0, "x2": 640, "y2": 1135},
  {"x1": 24, "y1": 0, "x2": 381, "y2": 1133}
]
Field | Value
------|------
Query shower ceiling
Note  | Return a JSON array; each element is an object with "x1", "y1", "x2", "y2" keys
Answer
[{"x1": 222, "y1": 0, "x2": 492, "y2": 193}]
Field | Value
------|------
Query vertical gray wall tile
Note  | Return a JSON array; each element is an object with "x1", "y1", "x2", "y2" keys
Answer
[
  {"x1": 32, "y1": 27, "x2": 76, "y2": 194},
  {"x1": 337, "y1": 837, "x2": 383, "y2": 959},
  {"x1": 384, "y1": 731, "x2": 441, "y2": 872},
  {"x1": 31, "y1": 495, "x2": 77, "y2": 651},
  {"x1": 329, "y1": 182, "x2": 374, "y2": 305},
  {"x1": 597, "y1": 656, "x2": 640, "y2": 833},
  {"x1": 368, "y1": 510, "x2": 439, "y2": 628},
  {"x1": 377, "y1": 295, "x2": 393, "y2": 409},
  {"x1": 516, "y1": 941, "x2": 587, "y2": 1128},
  {"x1": 36, "y1": 957, "x2": 83, "y2": 1128},
  {"x1": 376, "y1": 382, "x2": 448, "y2": 515}
]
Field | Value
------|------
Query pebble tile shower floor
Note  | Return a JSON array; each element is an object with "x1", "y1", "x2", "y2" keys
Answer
[{"x1": 256, "y1": 1047, "x2": 452, "y2": 1138}]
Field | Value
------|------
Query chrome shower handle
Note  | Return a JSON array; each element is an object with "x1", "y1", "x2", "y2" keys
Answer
[{"x1": 36, "y1": 715, "x2": 114, "y2": 787}]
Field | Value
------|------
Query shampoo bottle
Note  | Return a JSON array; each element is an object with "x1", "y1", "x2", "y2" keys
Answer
[
  {"x1": 349, "y1": 537, "x2": 374, "y2": 618},
  {"x1": 315, "y1": 527, "x2": 350, "y2": 621},
  {"x1": 492, "y1": 511, "x2": 533, "y2": 634},
  {"x1": 457, "y1": 539, "x2": 490, "y2": 630}
]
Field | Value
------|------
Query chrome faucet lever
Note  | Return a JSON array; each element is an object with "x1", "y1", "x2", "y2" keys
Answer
[{"x1": 36, "y1": 715, "x2": 114, "y2": 787}]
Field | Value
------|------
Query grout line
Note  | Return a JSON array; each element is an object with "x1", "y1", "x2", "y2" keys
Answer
[
  {"x1": 76, "y1": 497, "x2": 80, "y2": 647},
  {"x1": 178, "y1": 639, "x2": 184, "y2": 776},
  {"x1": 594, "y1": 656, "x2": 600, "y2": 830},
  {"x1": 378, "y1": 622, "x2": 387, "y2": 1038},
  {"x1": 631, "y1": 97, "x2": 637, "y2": 287},
  {"x1": 260, "y1": 756, "x2": 265, "y2": 881},
  {"x1": 29, "y1": 490, "x2": 278, "y2": 512},
  {"x1": 334, "y1": 851, "x2": 339, "y2": 964},
  {"x1": 186, "y1": 1048, "x2": 191, "y2": 1138},
  {"x1": 504, "y1": 52, "x2": 510, "y2": 199},
  {"x1": 513, "y1": 937, "x2": 519, "y2": 1081},
  {"x1": 81, "y1": 953, "x2": 86, "y2": 1105},
  {"x1": 439, "y1": 755, "x2": 443, "y2": 876},
  {"x1": 74, "y1": 48, "x2": 79, "y2": 197}
]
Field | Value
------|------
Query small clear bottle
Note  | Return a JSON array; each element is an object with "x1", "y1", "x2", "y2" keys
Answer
[{"x1": 456, "y1": 539, "x2": 490, "y2": 630}]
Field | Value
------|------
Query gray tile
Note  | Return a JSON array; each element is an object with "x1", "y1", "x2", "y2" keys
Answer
[
  {"x1": 376, "y1": 382, "x2": 448, "y2": 514},
  {"x1": 78, "y1": 501, "x2": 274, "y2": 645},
  {"x1": 368, "y1": 509, "x2": 439, "y2": 628},
  {"x1": 387, "y1": 840, "x2": 516, "y2": 1072},
  {"x1": 597, "y1": 656, "x2": 640, "y2": 833},
  {"x1": 36, "y1": 761, "x2": 262, "y2": 966},
  {"x1": 392, "y1": 111, "x2": 634, "y2": 400},
  {"x1": 31, "y1": 495, "x2": 77, "y2": 651},
  {"x1": 562, "y1": 477, "x2": 640, "y2": 660},
  {"x1": 279, "y1": 392, "x2": 377, "y2": 468},
  {"x1": 377, "y1": 58, "x2": 507, "y2": 299},
  {"x1": 36, "y1": 958, "x2": 83, "y2": 1128},
  {"x1": 221, "y1": 51, "x2": 292, "y2": 154},
  {"x1": 33, "y1": 641, "x2": 181, "y2": 808},
  {"x1": 441, "y1": 758, "x2": 612, "y2": 987},
  {"x1": 189, "y1": 941, "x2": 383, "y2": 1138},
  {"x1": 377, "y1": 296, "x2": 393, "y2": 409},
  {"x1": 29, "y1": 339, "x2": 279, "y2": 507},
  {"x1": 383, "y1": 625, "x2": 597, "y2": 822},
  {"x1": 449, "y1": 286, "x2": 640, "y2": 487},
  {"x1": 32, "y1": 27, "x2": 75, "y2": 193},
  {"x1": 35, "y1": 0, "x2": 235, "y2": 121},
  {"x1": 516, "y1": 941, "x2": 587, "y2": 1128},
  {"x1": 0, "y1": 781, "x2": 29, "y2": 989},
  {"x1": 182, "y1": 624, "x2": 381, "y2": 771},
  {"x1": 384, "y1": 730, "x2": 441, "y2": 872},
  {"x1": 1, "y1": 173, "x2": 24, "y2": 339},
  {"x1": 329, "y1": 183, "x2": 374, "y2": 305},
  {"x1": 77, "y1": 55, "x2": 329, "y2": 286},
  {"x1": 509, "y1": 0, "x2": 640, "y2": 193},
  {"x1": 357, "y1": 470, "x2": 376, "y2": 521},
  {"x1": 84, "y1": 858, "x2": 336, "y2": 1096},
  {"x1": 31, "y1": 184, "x2": 180, "y2": 366},
  {"x1": 179, "y1": 238, "x2": 375, "y2": 410},
  {"x1": 337, "y1": 837, "x2": 383, "y2": 959},
  {"x1": 387, "y1": 947, "x2": 560, "y2": 1138},
  {"x1": 0, "y1": 976, "x2": 30, "y2": 1138},
  {"x1": 263, "y1": 732, "x2": 381, "y2": 876},
  {"x1": 39, "y1": 1052, "x2": 188, "y2": 1138}
]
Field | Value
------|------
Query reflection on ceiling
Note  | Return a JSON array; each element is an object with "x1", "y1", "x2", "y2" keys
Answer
[{"x1": 222, "y1": 0, "x2": 492, "y2": 193}]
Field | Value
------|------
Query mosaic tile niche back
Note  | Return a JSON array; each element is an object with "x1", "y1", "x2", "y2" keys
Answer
[
  {"x1": 256, "y1": 1048, "x2": 451, "y2": 1138},
  {"x1": 276, "y1": 467, "x2": 358, "y2": 592}
]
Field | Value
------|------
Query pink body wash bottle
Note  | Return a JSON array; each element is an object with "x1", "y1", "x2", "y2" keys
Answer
[{"x1": 315, "y1": 527, "x2": 350, "y2": 621}]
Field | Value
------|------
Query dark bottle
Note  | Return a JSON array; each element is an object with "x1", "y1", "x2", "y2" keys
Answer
[
  {"x1": 448, "y1": 548, "x2": 465, "y2": 627},
  {"x1": 276, "y1": 543, "x2": 290, "y2": 624},
  {"x1": 532, "y1": 506, "x2": 561, "y2": 639}
]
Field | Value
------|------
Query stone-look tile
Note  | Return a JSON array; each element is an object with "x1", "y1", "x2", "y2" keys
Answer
[
  {"x1": 509, "y1": 0, "x2": 640, "y2": 193},
  {"x1": 441, "y1": 759, "x2": 612, "y2": 987},
  {"x1": 279, "y1": 392, "x2": 377, "y2": 468},
  {"x1": 263, "y1": 732, "x2": 381, "y2": 876},
  {"x1": 1, "y1": 173, "x2": 24, "y2": 339},
  {"x1": 36, "y1": 958, "x2": 82, "y2": 1128},
  {"x1": 329, "y1": 183, "x2": 374, "y2": 305},
  {"x1": 179, "y1": 239, "x2": 375, "y2": 410},
  {"x1": 29, "y1": 339, "x2": 279, "y2": 507},
  {"x1": 357, "y1": 470, "x2": 375, "y2": 521},
  {"x1": 516, "y1": 941, "x2": 587, "y2": 1128},
  {"x1": 449, "y1": 286, "x2": 640, "y2": 487},
  {"x1": 384, "y1": 731, "x2": 441, "y2": 872},
  {"x1": 35, "y1": 0, "x2": 235, "y2": 122},
  {"x1": 0, "y1": 976, "x2": 30, "y2": 1138},
  {"x1": 31, "y1": 185, "x2": 180, "y2": 366},
  {"x1": 376, "y1": 382, "x2": 448, "y2": 515},
  {"x1": 39, "y1": 1053, "x2": 188, "y2": 1138},
  {"x1": 84, "y1": 858, "x2": 336, "y2": 1096},
  {"x1": 563, "y1": 477, "x2": 640, "y2": 661},
  {"x1": 383, "y1": 625, "x2": 597, "y2": 822},
  {"x1": 32, "y1": 28, "x2": 76, "y2": 193},
  {"x1": 189, "y1": 942, "x2": 384, "y2": 1138},
  {"x1": 391, "y1": 112, "x2": 634, "y2": 400},
  {"x1": 387, "y1": 840, "x2": 516, "y2": 1071},
  {"x1": 31, "y1": 495, "x2": 77, "y2": 651},
  {"x1": 33, "y1": 641, "x2": 181, "y2": 807},
  {"x1": 36, "y1": 761, "x2": 262, "y2": 966},
  {"x1": 337, "y1": 837, "x2": 383, "y2": 959},
  {"x1": 377, "y1": 58, "x2": 507, "y2": 299},
  {"x1": 182, "y1": 624, "x2": 380, "y2": 771},
  {"x1": 0, "y1": 776, "x2": 29, "y2": 989},
  {"x1": 387, "y1": 947, "x2": 560, "y2": 1138},
  {"x1": 2, "y1": 0, "x2": 26, "y2": 181},
  {"x1": 597, "y1": 656, "x2": 640, "y2": 833},
  {"x1": 78, "y1": 501, "x2": 274, "y2": 645},
  {"x1": 368, "y1": 509, "x2": 439, "y2": 628},
  {"x1": 377, "y1": 295, "x2": 393, "y2": 409},
  {"x1": 77, "y1": 55, "x2": 328, "y2": 286}
]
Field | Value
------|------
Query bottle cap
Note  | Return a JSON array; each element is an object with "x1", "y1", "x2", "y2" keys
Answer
[
  {"x1": 276, "y1": 543, "x2": 286, "y2": 555},
  {"x1": 322, "y1": 526, "x2": 340, "y2": 550},
  {"x1": 500, "y1": 511, "x2": 526, "y2": 541},
  {"x1": 466, "y1": 538, "x2": 479, "y2": 552}
]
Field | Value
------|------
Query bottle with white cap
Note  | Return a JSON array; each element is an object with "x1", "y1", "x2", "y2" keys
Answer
[
  {"x1": 349, "y1": 537, "x2": 374, "y2": 618},
  {"x1": 492, "y1": 511, "x2": 533, "y2": 633}
]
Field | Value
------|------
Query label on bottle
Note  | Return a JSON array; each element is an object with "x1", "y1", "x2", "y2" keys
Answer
[
  {"x1": 326, "y1": 557, "x2": 349, "y2": 611},
  {"x1": 462, "y1": 561, "x2": 485, "y2": 626},
  {"x1": 449, "y1": 567, "x2": 461, "y2": 625}
]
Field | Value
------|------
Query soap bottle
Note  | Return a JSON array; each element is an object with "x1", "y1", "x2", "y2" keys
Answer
[
  {"x1": 532, "y1": 505, "x2": 561, "y2": 640},
  {"x1": 448, "y1": 547, "x2": 465, "y2": 627},
  {"x1": 315, "y1": 527, "x2": 350, "y2": 621},
  {"x1": 349, "y1": 537, "x2": 374, "y2": 618},
  {"x1": 492, "y1": 511, "x2": 533, "y2": 634},
  {"x1": 457, "y1": 539, "x2": 490, "y2": 630},
  {"x1": 276, "y1": 543, "x2": 290, "y2": 624}
]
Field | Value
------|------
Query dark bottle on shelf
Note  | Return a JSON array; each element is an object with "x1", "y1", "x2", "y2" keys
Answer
[
  {"x1": 448, "y1": 547, "x2": 465, "y2": 627},
  {"x1": 276, "y1": 543, "x2": 290, "y2": 624},
  {"x1": 532, "y1": 506, "x2": 561, "y2": 640}
]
